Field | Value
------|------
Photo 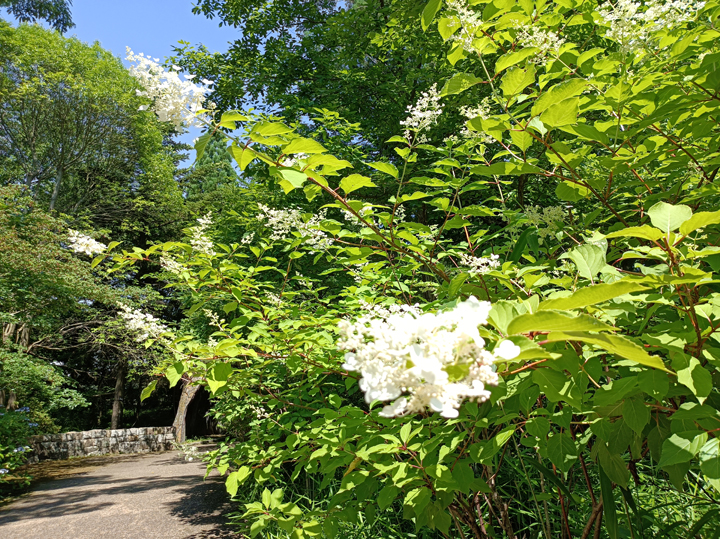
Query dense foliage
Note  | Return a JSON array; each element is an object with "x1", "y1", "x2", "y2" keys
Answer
[
  {"x1": 91, "y1": 0, "x2": 720, "y2": 537},
  {"x1": 4, "y1": 0, "x2": 720, "y2": 537}
]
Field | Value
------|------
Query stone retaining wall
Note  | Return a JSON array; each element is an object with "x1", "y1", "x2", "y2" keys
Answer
[{"x1": 28, "y1": 426, "x2": 176, "y2": 462}]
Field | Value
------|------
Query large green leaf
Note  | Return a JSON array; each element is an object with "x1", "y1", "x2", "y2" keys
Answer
[
  {"x1": 501, "y1": 65, "x2": 536, "y2": 96},
  {"x1": 507, "y1": 311, "x2": 615, "y2": 334},
  {"x1": 532, "y1": 368, "x2": 581, "y2": 407},
  {"x1": 339, "y1": 174, "x2": 376, "y2": 195},
  {"x1": 539, "y1": 281, "x2": 648, "y2": 311},
  {"x1": 283, "y1": 137, "x2": 327, "y2": 154},
  {"x1": 605, "y1": 225, "x2": 664, "y2": 242},
  {"x1": 699, "y1": 438, "x2": 720, "y2": 480},
  {"x1": 647, "y1": 201, "x2": 692, "y2": 234},
  {"x1": 547, "y1": 432, "x2": 578, "y2": 473},
  {"x1": 539, "y1": 97, "x2": 579, "y2": 128},
  {"x1": 599, "y1": 466, "x2": 619, "y2": 539},
  {"x1": 421, "y1": 0, "x2": 443, "y2": 30},
  {"x1": 658, "y1": 431, "x2": 707, "y2": 467},
  {"x1": 440, "y1": 72, "x2": 483, "y2": 96},
  {"x1": 140, "y1": 379, "x2": 157, "y2": 402},
  {"x1": 559, "y1": 243, "x2": 606, "y2": 281},
  {"x1": 367, "y1": 161, "x2": 399, "y2": 178},
  {"x1": 207, "y1": 361, "x2": 233, "y2": 394},
  {"x1": 677, "y1": 357, "x2": 713, "y2": 403},
  {"x1": 532, "y1": 79, "x2": 588, "y2": 116},
  {"x1": 166, "y1": 362, "x2": 185, "y2": 388},
  {"x1": 544, "y1": 331, "x2": 668, "y2": 371},
  {"x1": 679, "y1": 209, "x2": 720, "y2": 235},
  {"x1": 622, "y1": 397, "x2": 650, "y2": 435}
]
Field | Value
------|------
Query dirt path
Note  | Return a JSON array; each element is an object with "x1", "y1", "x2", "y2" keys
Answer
[{"x1": 0, "y1": 450, "x2": 238, "y2": 539}]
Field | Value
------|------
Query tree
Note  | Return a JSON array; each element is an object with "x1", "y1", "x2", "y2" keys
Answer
[
  {"x1": 173, "y1": 0, "x2": 458, "y2": 154},
  {"x1": 0, "y1": 0, "x2": 73, "y2": 33},
  {"x1": 0, "y1": 22, "x2": 181, "y2": 218}
]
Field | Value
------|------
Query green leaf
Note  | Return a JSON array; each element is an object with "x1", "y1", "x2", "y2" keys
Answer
[
  {"x1": 622, "y1": 397, "x2": 650, "y2": 435},
  {"x1": 284, "y1": 138, "x2": 327, "y2": 154},
  {"x1": 226, "y1": 466, "x2": 251, "y2": 496},
  {"x1": 448, "y1": 272, "x2": 469, "y2": 298},
  {"x1": 699, "y1": 438, "x2": 720, "y2": 480},
  {"x1": 440, "y1": 72, "x2": 483, "y2": 96},
  {"x1": 166, "y1": 362, "x2": 185, "y2": 388},
  {"x1": 547, "y1": 432, "x2": 578, "y2": 473},
  {"x1": 532, "y1": 369, "x2": 580, "y2": 406},
  {"x1": 539, "y1": 281, "x2": 648, "y2": 311},
  {"x1": 404, "y1": 487, "x2": 432, "y2": 517},
  {"x1": 229, "y1": 144, "x2": 257, "y2": 170},
  {"x1": 278, "y1": 168, "x2": 307, "y2": 194},
  {"x1": 367, "y1": 161, "x2": 399, "y2": 178},
  {"x1": 501, "y1": 65, "x2": 536, "y2": 96},
  {"x1": 599, "y1": 444, "x2": 629, "y2": 490},
  {"x1": 647, "y1": 201, "x2": 692, "y2": 234},
  {"x1": 677, "y1": 357, "x2": 713, "y2": 403},
  {"x1": 377, "y1": 485, "x2": 401, "y2": 510},
  {"x1": 532, "y1": 79, "x2": 588, "y2": 116},
  {"x1": 659, "y1": 431, "x2": 707, "y2": 467},
  {"x1": 507, "y1": 311, "x2": 616, "y2": 334},
  {"x1": 339, "y1": 174, "x2": 376, "y2": 195},
  {"x1": 559, "y1": 243, "x2": 606, "y2": 281},
  {"x1": 510, "y1": 129, "x2": 533, "y2": 152},
  {"x1": 207, "y1": 361, "x2": 233, "y2": 394},
  {"x1": 539, "y1": 97, "x2": 579, "y2": 128},
  {"x1": 140, "y1": 380, "x2": 157, "y2": 402},
  {"x1": 421, "y1": 0, "x2": 443, "y2": 30},
  {"x1": 254, "y1": 122, "x2": 294, "y2": 136},
  {"x1": 679, "y1": 209, "x2": 720, "y2": 236},
  {"x1": 638, "y1": 369, "x2": 669, "y2": 400},
  {"x1": 605, "y1": 225, "x2": 664, "y2": 242},
  {"x1": 193, "y1": 131, "x2": 213, "y2": 162},
  {"x1": 495, "y1": 47, "x2": 539, "y2": 72},
  {"x1": 543, "y1": 331, "x2": 668, "y2": 371}
]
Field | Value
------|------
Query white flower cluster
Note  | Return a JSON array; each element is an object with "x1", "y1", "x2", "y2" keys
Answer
[
  {"x1": 126, "y1": 48, "x2": 212, "y2": 129},
  {"x1": 400, "y1": 84, "x2": 443, "y2": 141},
  {"x1": 526, "y1": 205, "x2": 565, "y2": 242},
  {"x1": 516, "y1": 25, "x2": 566, "y2": 63},
  {"x1": 459, "y1": 253, "x2": 501, "y2": 275},
  {"x1": 189, "y1": 213, "x2": 216, "y2": 256},
  {"x1": 358, "y1": 300, "x2": 422, "y2": 318},
  {"x1": 68, "y1": 229, "x2": 106, "y2": 257},
  {"x1": 118, "y1": 304, "x2": 168, "y2": 342},
  {"x1": 160, "y1": 256, "x2": 185, "y2": 275},
  {"x1": 597, "y1": 0, "x2": 706, "y2": 53},
  {"x1": 456, "y1": 98, "x2": 494, "y2": 144},
  {"x1": 256, "y1": 204, "x2": 331, "y2": 249},
  {"x1": 445, "y1": 0, "x2": 482, "y2": 52},
  {"x1": 338, "y1": 296, "x2": 521, "y2": 419},
  {"x1": 266, "y1": 292, "x2": 283, "y2": 307},
  {"x1": 241, "y1": 232, "x2": 255, "y2": 245}
]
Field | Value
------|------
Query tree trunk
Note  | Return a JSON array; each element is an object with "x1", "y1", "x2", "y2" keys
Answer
[
  {"x1": 49, "y1": 167, "x2": 63, "y2": 211},
  {"x1": 111, "y1": 361, "x2": 126, "y2": 430},
  {"x1": 172, "y1": 377, "x2": 201, "y2": 443}
]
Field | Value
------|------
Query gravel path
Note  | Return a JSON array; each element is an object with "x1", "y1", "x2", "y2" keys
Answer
[{"x1": 0, "y1": 450, "x2": 237, "y2": 539}]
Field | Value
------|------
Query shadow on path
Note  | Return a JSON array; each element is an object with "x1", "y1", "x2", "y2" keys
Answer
[{"x1": 0, "y1": 451, "x2": 238, "y2": 539}]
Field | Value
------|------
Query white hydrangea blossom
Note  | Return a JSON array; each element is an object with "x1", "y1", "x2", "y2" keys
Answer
[
  {"x1": 160, "y1": 256, "x2": 185, "y2": 275},
  {"x1": 338, "y1": 297, "x2": 521, "y2": 418},
  {"x1": 400, "y1": 84, "x2": 443, "y2": 141},
  {"x1": 189, "y1": 213, "x2": 216, "y2": 256},
  {"x1": 516, "y1": 25, "x2": 566, "y2": 63},
  {"x1": 445, "y1": 0, "x2": 482, "y2": 53},
  {"x1": 256, "y1": 204, "x2": 331, "y2": 249},
  {"x1": 459, "y1": 253, "x2": 501, "y2": 275},
  {"x1": 597, "y1": 0, "x2": 706, "y2": 53},
  {"x1": 68, "y1": 229, "x2": 106, "y2": 257},
  {"x1": 126, "y1": 48, "x2": 211, "y2": 129},
  {"x1": 457, "y1": 98, "x2": 494, "y2": 144},
  {"x1": 118, "y1": 304, "x2": 168, "y2": 342}
]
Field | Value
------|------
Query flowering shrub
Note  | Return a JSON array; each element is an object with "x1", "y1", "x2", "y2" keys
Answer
[{"x1": 109, "y1": 0, "x2": 720, "y2": 536}]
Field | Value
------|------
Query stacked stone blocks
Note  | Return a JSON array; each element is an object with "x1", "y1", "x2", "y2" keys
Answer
[{"x1": 28, "y1": 426, "x2": 176, "y2": 462}]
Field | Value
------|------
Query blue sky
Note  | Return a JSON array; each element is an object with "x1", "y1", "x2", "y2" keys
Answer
[{"x1": 2, "y1": 1, "x2": 240, "y2": 157}]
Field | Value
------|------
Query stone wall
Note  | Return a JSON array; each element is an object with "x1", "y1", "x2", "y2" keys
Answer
[{"x1": 28, "y1": 426, "x2": 176, "y2": 462}]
